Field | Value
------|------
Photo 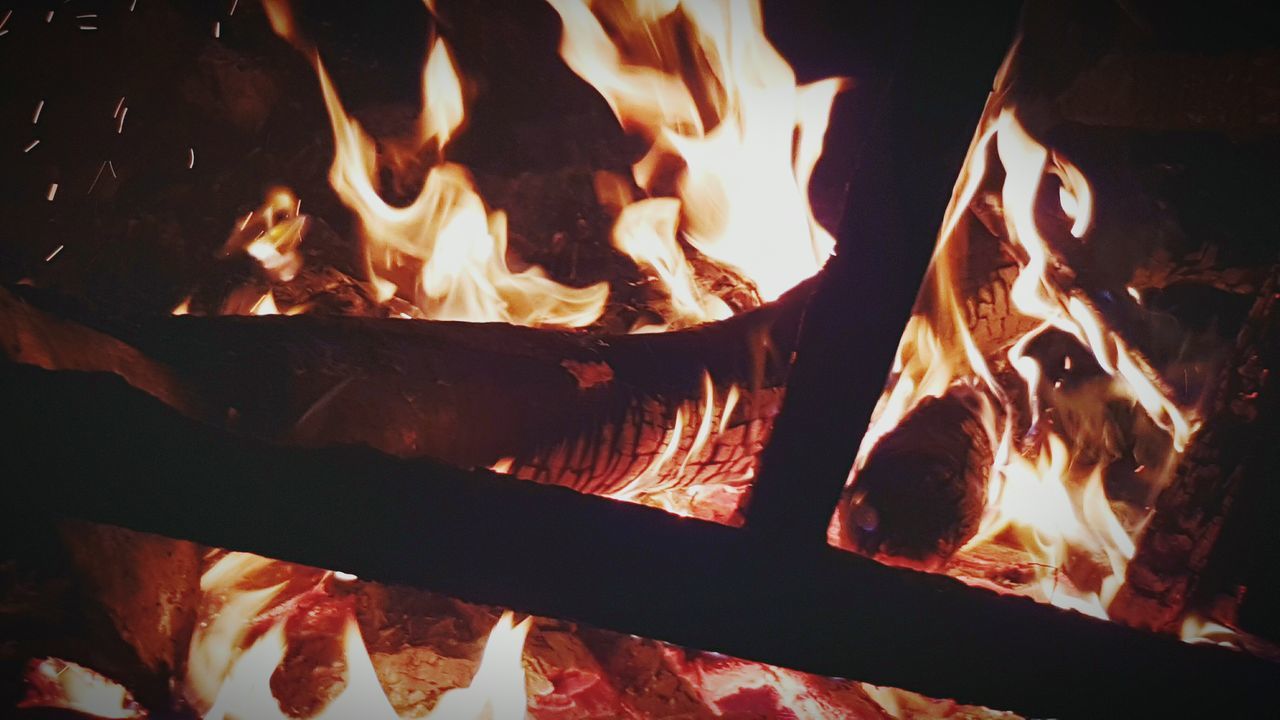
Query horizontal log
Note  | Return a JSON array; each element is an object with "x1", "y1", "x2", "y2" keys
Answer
[
  {"x1": 3, "y1": 361, "x2": 1275, "y2": 719},
  {"x1": 2, "y1": 282, "x2": 808, "y2": 501}
]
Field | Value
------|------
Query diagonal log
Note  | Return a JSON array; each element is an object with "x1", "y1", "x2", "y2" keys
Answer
[{"x1": 1, "y1": 361, "x2": 1276, "y2": 719}]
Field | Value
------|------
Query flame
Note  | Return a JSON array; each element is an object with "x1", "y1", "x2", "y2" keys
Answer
[
  {"x1": 20, "y1": 658, "x2": 147, "y2": 719},
  {"x1": 260, "y1": 0, "x2": 608, "y2": 327},
  {"x1": 185, "y1": 552, "x2": 286, "y2": 713},
  {"x1": 549, "y1": 0, "x2": 841, "y2": 304},
  {"x1": 1179, "y1": 614, "x2": 1244, "y2": 650},
  {"x1": 605, "y1": 370, "x2": 748, "y2": 515},
  {"x1": 188, "y1": 552, "x2": 531, "y2": 719},
  {"x1": 845, "y1": 106, "x2": 1203, "y2": 620},
  {"x1": 428, "y1": 612, "x2": 533, "y2": 720},
  {"x1": 224, "y1": 187, "x2": 307, "y2": 284},
  {"x1": 612, "y1": 197, "x2": 731, "y2": 327}
]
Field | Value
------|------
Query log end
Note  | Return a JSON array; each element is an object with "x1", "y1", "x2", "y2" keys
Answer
[{"x1": 842, "y1": 387, "x2": 993, "y2": 569}]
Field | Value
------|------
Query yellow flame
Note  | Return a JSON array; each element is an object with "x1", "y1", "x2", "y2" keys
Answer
[{"x1": 548, "y1": 0, "x2": 841, "y2": 303}]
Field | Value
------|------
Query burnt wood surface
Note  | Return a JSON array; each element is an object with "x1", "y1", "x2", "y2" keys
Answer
[{"x1": 2, "y1": 361, "x2": 1276, "y2": 719}]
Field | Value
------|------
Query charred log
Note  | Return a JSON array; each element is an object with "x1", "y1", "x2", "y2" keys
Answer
[
  {"x1": 1110, "y1": 266, "x2": 1280, "y2": 631},
  {"x1": 842, "y1": 387, "x2": 993, "y2": 568}
]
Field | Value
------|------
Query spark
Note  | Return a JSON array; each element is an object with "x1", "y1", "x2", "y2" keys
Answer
[
  {"x1": 23, "y1": 139, "x2": 39, "y2": 153},
  {"x1": 45, "y1": 10, "x2": 53, "y2": 23},
  {"x1": 87, "y1": 161, "x2": 107, "y2": 194},
  {"x1": 130, "y1": 0, "x2": 137, "y2": 11},
  {"x1": 76, "y1": 14, "x2": 97, "y2": 20},
  {"x1": 45, "y1": 244, "x2": 64, "y2": 262},
  {"x1": 32, "y1": 100, "x2": 44, "y2": 124},
  {"x1": 113, "y1": 96, "x2": 125, "y2": 117},
  {"x1": 188, "y1": 147, "x2": 195, "y2": 168},
  {"x1": 0, "y1": 10, "x2": 10, "y2": 31},
  {"x1": 46, "y1": 183, "x2": 59, "y2": 201},
  {"x1": 116, "y1": 106, "x2": 127, "y2": 133},
  {"x1": 79, "y1": 24, "x2": 97, "y2": 30},
  {"x1": 213, "y1": 20, "x2": 220, "y2": 38},
  {"x1": 229, "y1": 0, "x2": 239, "y2": 15},
  {"x1": 0, "y1": 30, "x2": 8, "y2": 37},
  {"x1": 107, "y1": 160, "x2": 116, "y2": 178}
]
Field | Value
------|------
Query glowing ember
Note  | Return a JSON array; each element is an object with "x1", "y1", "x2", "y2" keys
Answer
[
  {"x1": 838, "y1": 105, "x2": 1203, "y2": 621},
  {"x1": 20, "y1": 658, "x2": 147, "y2": 719}
]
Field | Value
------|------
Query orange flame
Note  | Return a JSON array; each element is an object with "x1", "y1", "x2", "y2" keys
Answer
[{"x1": 549, "y1": 0, "x2": 842, "y2": 305}]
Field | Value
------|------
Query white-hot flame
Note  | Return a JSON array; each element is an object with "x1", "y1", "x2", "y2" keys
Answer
[
  {"x1": 189, "y1": 552, "x2": 532, "y2": 720},
  {"x1": 549, "y1": 0, "x2": 841, "y2": 304},
  {"x1": 262, "y1": 0, "x2": 608, "y2": 327},
  {"x1": 313, "y1": 47, "x2": 608, "y2": 326},
  {"x1": 20, "y1": 658, "x2": 145, "y2": 719}
]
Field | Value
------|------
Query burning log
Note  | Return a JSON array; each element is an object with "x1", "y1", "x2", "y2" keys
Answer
[
  {"x1": 841, "y1": 386, "x2": 993, "y2": 568},
  {"x1": 1110, "y1": 267, "x2": 1280, "y2": 631},
  {"x1": 1, "y1": 279, "x2": 811, "y2": 512}
]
